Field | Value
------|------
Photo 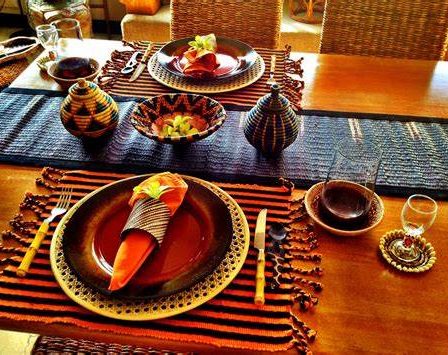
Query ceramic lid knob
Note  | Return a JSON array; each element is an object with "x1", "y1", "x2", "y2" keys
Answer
[{"x1": 77, "y1": 78, "x2": 88, "y2": 88}]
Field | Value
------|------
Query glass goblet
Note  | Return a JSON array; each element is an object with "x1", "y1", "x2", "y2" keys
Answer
[
  {"x1": 50, "y1": 18, "x2": 83, "y2": 58},
  {"x1": 389, "y1": 194, "x2": 438, "y2": 263},
  {"x1": 36, "y1": 24, "x2": 59, "y2": 60},
  {"x1": 51, "y1": 18, "x2": 83, "y2": 40}
]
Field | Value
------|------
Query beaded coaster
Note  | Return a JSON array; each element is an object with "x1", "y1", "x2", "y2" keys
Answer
[
  {"x1": 36, "y1": 55, "x2": 52, "y2": 71},
  {"x1": 379, "y1": 230, "x2": 436, "y2": 272},
  {"x1": 148, "y1": 53, "x2": 265, "y2": 94}
]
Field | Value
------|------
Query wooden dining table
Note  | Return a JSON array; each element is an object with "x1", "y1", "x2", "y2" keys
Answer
[{"x1": 1, "y1": 39, "x2": 447, "y2": 354}]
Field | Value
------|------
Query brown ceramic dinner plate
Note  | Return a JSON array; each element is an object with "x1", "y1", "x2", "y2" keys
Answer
[
  {"x1": 156, "y1": 36, "x2": 258, "y2": 80},
  {"x1": 62, "y1": 175, "x2": 233, "y2": 299}
]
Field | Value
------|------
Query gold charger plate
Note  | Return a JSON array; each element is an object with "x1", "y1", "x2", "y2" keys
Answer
[
  {"x1": 50, "y1": 175, "x2": 250, "y2": 320},
  {"x1": 148, "y1": 52, "x2": 265, "y2": 94}
]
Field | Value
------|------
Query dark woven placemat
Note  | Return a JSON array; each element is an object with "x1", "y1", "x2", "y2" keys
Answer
[
  {"x1": 0, "y1": 90, "x2": 447, "y2": 198},
  {"x1": 33, "y1": 335, "x2": 190, "y2": 354}
]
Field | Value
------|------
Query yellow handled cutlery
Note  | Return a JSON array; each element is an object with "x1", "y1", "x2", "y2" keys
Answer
[
  {"x1": 254, "y1": 208, "x2": 267, "y2": 305},
  {"x1": 17, "y1": 187, "x2": 72, "y2": 277}
]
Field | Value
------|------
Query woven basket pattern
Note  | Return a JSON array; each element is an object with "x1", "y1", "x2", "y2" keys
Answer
[
  {"x1": 320, "y1": 0, "x2": 448, "y2": 60},
  {"x1": 33, "y1": 335, "x2": 186, "y2": 354},
  {"x1": 0, "y1": 60, "x2": 30, "y2": 89},
  {"x1": 170, "y1": 0, "x2": 283, "y2": 49}
]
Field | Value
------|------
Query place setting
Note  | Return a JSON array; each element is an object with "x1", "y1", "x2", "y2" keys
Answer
[
  {"x1": 148, "y1": 34, "x2": 265, "y2": 94},
  {"x1": 96, "y1": 34, "x2": 304, "y2": 109},
  {"x1": 303, "y1": 136, "x2": 439, "y2": 274},
  {"x1": 48, "y1": 172, "x2": 250, "y2": 320},
  {"x1": 0, "y1": 163, "x2": 322, "y2": 353}
]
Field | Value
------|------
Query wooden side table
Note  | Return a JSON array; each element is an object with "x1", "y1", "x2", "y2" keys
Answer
[{"x1": 288, "y1": 0, "x2": 326, "y2": 24}]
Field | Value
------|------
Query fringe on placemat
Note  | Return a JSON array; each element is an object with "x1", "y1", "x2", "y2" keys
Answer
[
  {"x1": 284, "y1": 45, "x2": 305, "y2": 112},
  {"x1": 0, "y1": 167, "x2": 63, "y2": 266},
  {"x1": 276, "y1": 179, "x2": 323, "y2": 354},
  {"x1": 97, "y1": 52, "x2": 132, "y2": 92}
]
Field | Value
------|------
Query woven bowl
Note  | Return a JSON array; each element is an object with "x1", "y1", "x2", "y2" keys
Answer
[
  {"x1": 130, "y1": 93, "x2": 227, "y2": 144},
  {"x1": 304, "y1": 181, "x2": 384, "y2": 237},
  {"x1": 48, "y1": 57, "x2": 100, "y2": 90}
]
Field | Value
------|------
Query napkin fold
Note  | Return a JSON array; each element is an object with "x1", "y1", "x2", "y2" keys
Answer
[
  {"x1": 183, "y1": 34, "x2": 219, "y2": 77},
  {"x1": 108, "y1": 173, "x2": 188, "y2": 291}
]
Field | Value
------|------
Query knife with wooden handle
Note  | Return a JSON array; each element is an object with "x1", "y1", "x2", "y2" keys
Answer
[
  {"x1": 129, "y1": 42, "x2": 153, "y2": 82},
  {"x1": 254, "y1": 208, "x2": 267, "y2": 305}
]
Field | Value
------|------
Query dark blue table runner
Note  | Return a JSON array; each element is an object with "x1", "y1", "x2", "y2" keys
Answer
[{"x1": 1, "y1": 89, "x2": 447, "y2": 198}]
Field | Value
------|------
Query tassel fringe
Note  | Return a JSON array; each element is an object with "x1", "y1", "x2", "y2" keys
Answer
[
  {"x1": 0, "y1": 167, "x2": 63, "y2": 273},
  {"x1": 284, "y1": 45, "x2": 305, "y2": 111}
]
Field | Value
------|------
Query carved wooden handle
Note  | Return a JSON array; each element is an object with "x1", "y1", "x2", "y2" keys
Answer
[
  {"x1": 17, "y1": 220, "x2": 50, "y2": 277},
  {"x1": 254, "y1": 249, "x2": 265, "y2": 305}
]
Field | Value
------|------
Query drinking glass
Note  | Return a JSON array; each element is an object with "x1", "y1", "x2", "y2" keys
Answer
[
  {"x1": 320, "y1": 137, "x2": 382, "y2": 229},
  {"x1": 51, "y1": 18, "x2": 83, "y2": 40},
  {"x1": 36, "y1": 24, "x2": 59, "y2": 59},
  {"x1": 51, "y1": 19, "x2": 83, "y2": 58},
  {"x1": 388, "y1": 194, "x2": 438, "y2": 262}
]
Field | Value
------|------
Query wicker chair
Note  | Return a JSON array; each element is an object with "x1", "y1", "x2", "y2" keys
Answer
[
  {"x1": 170, "y1": 0, "x2": 283, "y2": 49},
  {"x1": 320, "y1": 0, "x2": 448, "y2": 60}
]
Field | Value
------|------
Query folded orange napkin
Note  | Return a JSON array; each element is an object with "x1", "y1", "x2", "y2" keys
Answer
[
  {"x1": 109, "y1": 172, "x2": 188, "y2": 291},
  {"x1": 183, "y1": 34, "x2": 219, "y2": 77}
]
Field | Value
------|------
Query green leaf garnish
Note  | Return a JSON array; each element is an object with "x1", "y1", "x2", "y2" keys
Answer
[
  {"x1": 133, "y1": 181, "x2": 172, "y2": 200},
  {"x1": 188, "y1": 33, "x2": 217, "y2": 52}
]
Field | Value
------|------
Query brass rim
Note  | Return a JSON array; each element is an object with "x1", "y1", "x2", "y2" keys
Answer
[
  {"x1": 50, "y1": 175, "x2": 250, "y2": 320},
  {"x1": 148, "y1": 53, "x2": 265, "y2": 94}
]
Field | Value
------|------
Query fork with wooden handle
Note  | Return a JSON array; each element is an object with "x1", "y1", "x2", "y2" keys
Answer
[
  {"x1": 266, "y1": 54, "x2": 277, "y2": 86},
  {"x1": 17, "y1": 187, "x2": 73, "y2": 277}
]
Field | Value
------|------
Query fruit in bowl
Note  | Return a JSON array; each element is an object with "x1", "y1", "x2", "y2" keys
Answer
[
  {"x1": 131, "y1": 93, "x2": 227, "y2": 144},
  {"x1": 155, "y1": 114, "x2": 204, "y2": 138},
  {"x1": 47, "y1": 57, "x2": 100, "y2": 90}
]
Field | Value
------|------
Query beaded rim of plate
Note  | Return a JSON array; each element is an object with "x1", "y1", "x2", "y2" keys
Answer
[
  {"x1": 379, "y1": 230, "x2": 436, "y2": 273},
  {"x1": 50, "y1": 175, "x2": 250, "y2": 320},
  {"x1": 148, "y1": 52, "x2": 265, "y2": 94}
]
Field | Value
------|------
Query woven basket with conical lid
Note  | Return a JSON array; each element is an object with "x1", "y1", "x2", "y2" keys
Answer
[
  {"x1": 60, "y1": 79, "x2": 119, "y2": 138},
  {"x1": 243, "y1": 84, "x2": 299, "y2": 155}
]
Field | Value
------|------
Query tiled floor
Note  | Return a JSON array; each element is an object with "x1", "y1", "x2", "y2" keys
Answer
[{"x1": 0, "y1": 331, "x2": 39, "y2": 355}]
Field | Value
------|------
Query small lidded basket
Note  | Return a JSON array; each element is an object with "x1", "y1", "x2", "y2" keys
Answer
[
  {"x1": 60, "y1": 79, "x2": 119, "y2": 138},
  {"x1": 243, "y1": 84, "x2": 299, "y2": 155}
]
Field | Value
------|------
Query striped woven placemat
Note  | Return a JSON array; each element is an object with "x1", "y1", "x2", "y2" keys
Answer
[
  {"x1": 0, "y1": 168, "x2": 322, "y2": 354},
  {"x1": 97, "y1": 42, "x2": 304, "y2": 110}
]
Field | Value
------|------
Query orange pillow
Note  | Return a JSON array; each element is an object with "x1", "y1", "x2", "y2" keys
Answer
[{"x1": 120, "y1": 0, "x2": 161, "y2": 15}]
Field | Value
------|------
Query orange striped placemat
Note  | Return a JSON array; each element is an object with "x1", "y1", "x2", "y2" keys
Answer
[
  {"x1": 97, "y1": 42, "x2": 304, "y2": 110},
  {"x1": 0, "y1": 168, "x2": 322, "y2": 353}
]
